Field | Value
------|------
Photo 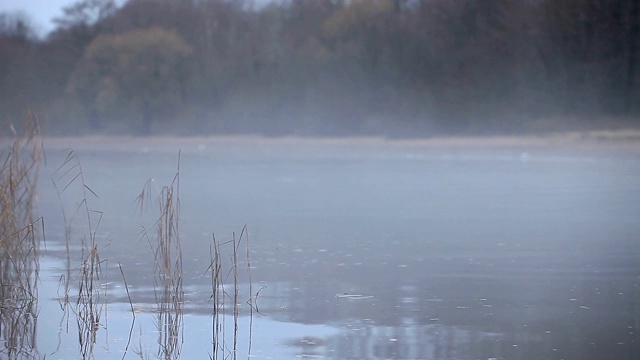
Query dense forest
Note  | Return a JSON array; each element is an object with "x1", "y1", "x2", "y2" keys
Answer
[{"x1": 1, "y1": 0, "x2": 639, "y2": 137}]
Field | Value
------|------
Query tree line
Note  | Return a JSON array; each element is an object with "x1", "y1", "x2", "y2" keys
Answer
[{"x1": 1, "y1": 0, "x2": 639, "y2": 137}]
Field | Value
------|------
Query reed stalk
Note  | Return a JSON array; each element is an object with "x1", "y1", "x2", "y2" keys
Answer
[
  {"x1": 118, "y1": 261, "x2": 136, "y2": 360},
  {"x1": 136, "y1": 152, "x2": 184, "y2": 360},
  {"x1": 0, "y1": 113, "x2": 43, "y2": 359},
  {"x1": 53, "y1": 148, "x2": 105, "y2": 359},
  {"x1": 207, "y1": 224, "x2": 262, "y2": 360}
]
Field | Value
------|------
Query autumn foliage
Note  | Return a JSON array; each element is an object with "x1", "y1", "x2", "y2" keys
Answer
[{"x1": 1, "y1": 0, "x2": 639, "y2": 136}]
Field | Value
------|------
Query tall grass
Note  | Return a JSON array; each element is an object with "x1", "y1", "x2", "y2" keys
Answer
[
  {"x1": 0, "y1": 114, "x2": 43, "y2": 359},
  {"x1": 137, "y1": 153, "x2": 184, "y2": 360},
  {"x1": 53, "y1": 148, "x2": 106, "y2": 359},
  {"x1": 208, "y1": 225, "x2": 263, "y2": 360},
  {"x1": 2, "y1": 120, "x2": 261, "y2": 358}
]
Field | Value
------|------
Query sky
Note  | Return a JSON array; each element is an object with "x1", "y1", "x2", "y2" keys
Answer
[
  {"x1": 1, "y1": 0, "x2": 80, "y2": 35},
  {"x1": 0, "y1": 0, "x2": 124, "y2": 36},
  {"x1": 0, "y1": 0, "x2": 268, "y2": 36}
]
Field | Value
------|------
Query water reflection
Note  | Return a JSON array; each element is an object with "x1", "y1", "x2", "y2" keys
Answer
[
  {"x1": 253, "y1": 270, "x2": 639, "y2": 359},
  {"x1": 0, "y1": 222, "x2": 41, "y2": 359},
  {"x1": 0, "y1": 120, "x2": 42, "y2": 359},
  {"x1": 0, "y1": 296, "x2": 39, "y2": 359},
  {"x1": 0, "y1": 207, "x2": 42, "y2": 359},
  {"x1": 34, "y1": 139, "x2": 640, "y2": 359}
]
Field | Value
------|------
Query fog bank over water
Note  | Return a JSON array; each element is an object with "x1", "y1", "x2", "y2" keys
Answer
[{"x1": 25, "y1": 135, "x2": 640, "y2": 359}]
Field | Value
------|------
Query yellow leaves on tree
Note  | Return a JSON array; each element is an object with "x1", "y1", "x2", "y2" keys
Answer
[
  {"x1": 67, "y1": 27, "x2": 192, "y2": 133},
  {"x1": 322, "y1": 0, "x2": 393, "y2": 41}
]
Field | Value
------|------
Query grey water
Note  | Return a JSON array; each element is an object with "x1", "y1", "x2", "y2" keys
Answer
[{"x1": 30, "y1": 138, "x2": 640, "y2": 359}]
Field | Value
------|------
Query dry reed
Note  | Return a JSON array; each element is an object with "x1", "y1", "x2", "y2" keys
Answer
[
  {"x1": 207, "y1": 224, "x2": 262, "y2": 360},
  {"x1": 0, "y1": 113, "x2": 43, "y2": 359},
  {"x1": 136, "y1": 152, "x2": 184, "y2": 360},
  {"x1": 0, "y1": 124, "x2": 263, "y2": 359},
  {"x1": 118, "y1": 261, "x2": 136, "y2": 360},
  {"x1": 53, "y1": 148, "x2": 106, "y2": 359}
]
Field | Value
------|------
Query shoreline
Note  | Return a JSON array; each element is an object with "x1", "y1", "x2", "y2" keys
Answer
[{"x1": 5, "y1": 129, "x2": 640, "y2": 156}]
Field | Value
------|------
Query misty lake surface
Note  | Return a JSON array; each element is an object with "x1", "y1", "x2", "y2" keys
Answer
[{"x1": 29, "y1": 137, "x2": 640, "y2": 359}]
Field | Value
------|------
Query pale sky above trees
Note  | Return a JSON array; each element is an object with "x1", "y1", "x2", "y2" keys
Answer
[{"x1": 0, "y1": 0, "x2": 125, "y2": 35}]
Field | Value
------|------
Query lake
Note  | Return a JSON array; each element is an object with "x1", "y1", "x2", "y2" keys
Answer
[{"x1": 5, "y1": 136, "x2": 640, "y2": 359}]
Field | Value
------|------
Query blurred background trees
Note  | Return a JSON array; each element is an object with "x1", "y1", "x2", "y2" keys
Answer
[
  {"x1": 0, "y1": 0, "x2": 638, "y2": 136},
  {"x1": 67, "y1": 27, "x2": 192, "y2": 133}
]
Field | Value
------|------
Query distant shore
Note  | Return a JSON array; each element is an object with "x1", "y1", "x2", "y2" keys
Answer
[
  {"x1": 3, "y1": 129, "x2": 640, "y2": 163},
  {"x1": 31, "y1": 128, "x2": 639, "y2": 150}
]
